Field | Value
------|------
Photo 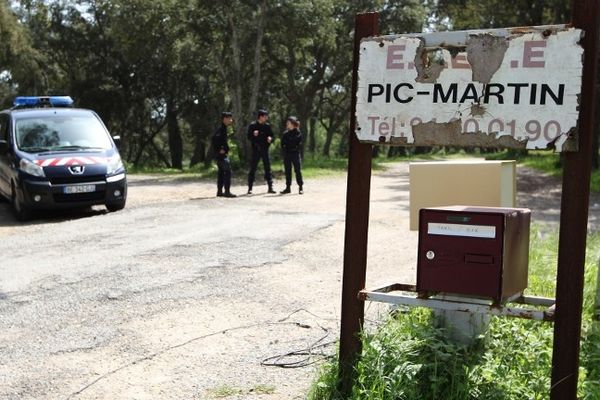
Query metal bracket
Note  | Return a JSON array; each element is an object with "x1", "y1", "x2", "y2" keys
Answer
[{"x1": 359, "y1": 283, "x2": 556, "y2": 322}]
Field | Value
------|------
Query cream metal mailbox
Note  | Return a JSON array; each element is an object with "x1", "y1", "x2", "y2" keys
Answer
[{"x1": 417, "y1": 206, "x2": 531, "y2": 303}]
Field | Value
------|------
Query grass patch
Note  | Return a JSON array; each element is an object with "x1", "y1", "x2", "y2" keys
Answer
[
  {"x1": 126, "y1": 155, "x2": 381, "y2": 180},
  {"x1": 309, "y1": 227, "x2": 600, "y2": 399},
  {"x1": 125, "y1": 162, "x2": 217, "y2": 179},
  {"x1": 252, "y1": 384, "x2": 276, "y2": 394},
  {"x1": 205, "y1": 384, "x2": 276, "y2": 398},
  {"x1": 485, "y1": 150, "x2": 561, "y2": 176},
  {"x1": 206, "y1": 385, "x2": 243, "y2": 398},
  {"x1": 487, "y1": 149, "x2": 600, "y2": 194},
  {"x1": 299, "y1": 155, "x2": 349, "y2": 179}
]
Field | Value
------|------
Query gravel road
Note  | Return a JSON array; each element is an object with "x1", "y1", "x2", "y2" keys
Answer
[{"x1": 0, "y1": 162, "x2": 596, "y2": 399}]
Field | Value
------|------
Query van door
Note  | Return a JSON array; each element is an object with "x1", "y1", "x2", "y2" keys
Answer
[{"x1": 0, "y1": 113, "x2": 11, "y2": 198}]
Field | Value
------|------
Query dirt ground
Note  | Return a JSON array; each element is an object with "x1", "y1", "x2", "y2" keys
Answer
[{"x1": 0, "y1": 162, "x2": 597, "y2": 400}]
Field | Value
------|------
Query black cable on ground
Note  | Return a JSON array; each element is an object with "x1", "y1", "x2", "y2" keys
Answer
[
  {"x1": 67, "y1": 308, "x2": 336, "y2": 399},
  {"x1": 260, "y1": 332, "x2": 337, "y2": 368}
]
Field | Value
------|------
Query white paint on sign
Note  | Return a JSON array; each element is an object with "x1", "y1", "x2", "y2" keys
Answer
[{"x1": 356, "y1": 26, "x2": 584, "y2": 151}]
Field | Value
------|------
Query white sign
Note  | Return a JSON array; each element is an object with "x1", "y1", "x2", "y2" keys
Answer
[
  {"x1": 356, "y1": 26, "x2": 583, "y2": 151},
  {"x1": 427, "y1": 223, "x2": 496, "y2": 238}
]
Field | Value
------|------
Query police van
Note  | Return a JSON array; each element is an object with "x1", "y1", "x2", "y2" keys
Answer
[{"x1": 0, "y1": 96, "x2": 127, "y2": 221}]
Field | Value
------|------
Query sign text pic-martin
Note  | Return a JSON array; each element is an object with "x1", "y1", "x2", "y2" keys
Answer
[{"x1": 356, "y1": 26, "x2": 583, "y2": 151}]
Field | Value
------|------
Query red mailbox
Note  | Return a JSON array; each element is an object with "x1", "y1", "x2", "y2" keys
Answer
[{"x1": 417, "y1": 206, "x2": 531, "y2": 303}]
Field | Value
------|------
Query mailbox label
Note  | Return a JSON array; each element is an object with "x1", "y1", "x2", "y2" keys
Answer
[{"x1": 428, "y1": 223, "x2": 496, "y2": 238}]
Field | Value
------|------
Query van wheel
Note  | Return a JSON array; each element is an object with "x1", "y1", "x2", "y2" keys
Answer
[
  {"x1": 106, "y1": 200, "x2": 126, "y2": 212},
  {"x1": 11, "y1": 184, "x2": 32, "y2": 222}
]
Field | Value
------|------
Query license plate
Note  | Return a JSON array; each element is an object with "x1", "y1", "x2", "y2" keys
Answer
[{"x1": 63, "y1": 184, "x2": 96, "y2": 194}]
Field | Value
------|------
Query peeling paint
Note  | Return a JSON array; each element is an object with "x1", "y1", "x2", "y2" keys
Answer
[
  {"x1": 356, "y1": 26, "x2": 584, "y2": 151},
  {"x1": 415, "y1": 42, "x2": 446, "y2": 83},
  {"x1": 412, "y1": 120, "x2": 528, "y2": 148},
  {"x1": 466, "y1": 34, "x2": 509, "y2": 84},
  {"x1": 360, "y1": 284, "x2": 556, "y2": 322},
  {"x1": 469, "y1": 103, "x2": 487, "y2": 117}
]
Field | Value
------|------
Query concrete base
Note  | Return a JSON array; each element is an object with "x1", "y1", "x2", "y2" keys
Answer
[{"x1": 434, "y1": 309, "x2": 490, "y2": 345}]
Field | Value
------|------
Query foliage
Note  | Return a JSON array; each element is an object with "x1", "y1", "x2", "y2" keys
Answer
[
  {"x1": 2, "y1": 0, "x2": 431, "y2": 169},
  {"x1": 433, "y1": 0, "x2": 571, "y2": 30},
  {"x1": 6, "y1": 0, "x2": 597, "y2": 173},
  {"x1": 205, "y1": 383, "x2": 276, "y2": 398},
  {"x1": 309, "y1": 228, "x2": 600, "y2": 399},
  {"x1": 485, "y1": 149, "x2": 600, "y2": 194},
  {"x1": 124, "y1": 155, "x2": 385, "y2": 181}
]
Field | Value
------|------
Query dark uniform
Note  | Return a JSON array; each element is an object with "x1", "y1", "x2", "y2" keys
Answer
[
  {"x1": 281, "y1": 127, "x2": 304, "y2": 193},
  {"x1": 247, "y1": 120, "x2": 274, "y2": 192},
  {"x1": 211, "y1": 123, "x2": 234, "y2": 197}
]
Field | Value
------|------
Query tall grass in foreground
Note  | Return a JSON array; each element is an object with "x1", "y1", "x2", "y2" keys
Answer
[{"x1": 309, "y1": 228, "x2": 600, "y2": 399}]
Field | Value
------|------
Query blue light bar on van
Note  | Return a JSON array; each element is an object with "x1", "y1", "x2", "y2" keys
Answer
[{"x1": 13, "y1": 96, "x2": 74, "y2": 108}]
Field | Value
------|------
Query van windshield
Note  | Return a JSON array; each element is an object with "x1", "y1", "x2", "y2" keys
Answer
[{"x1": 15, "y1": 113, "x2": 113, "y2": 153}]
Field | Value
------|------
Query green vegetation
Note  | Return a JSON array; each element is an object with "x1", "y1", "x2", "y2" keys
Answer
[
  {"x1": 484, "y1": 150, "x2": 561, "y2": 177},
  {"x1": 205, "y1": 384, "x2": 276, "y2": 398},
  {"x1": 6, "y1": 0, "x2": 594, "y2": 175},
  {"x1": 486, "y1": 150, "x2": 600, "y2": 194},
  {"x1": 309, "y1": 227, "x2": 600, "y2": 399},
  {"x1": 376, "y1": 148, "x2": 600, "y2": 194},
  {"x1": 125, "y1": 155, "x2": 359, "y2": 180},
  {"x1": 125, "y1": 155, "x2": 350, "y2": 179}
]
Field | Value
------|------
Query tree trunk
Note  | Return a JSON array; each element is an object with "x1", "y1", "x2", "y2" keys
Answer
[
  {"x1": 133, "y1": 122, "x2": 167, "y2": 166},
  {"x1": 372, "y1": 146, "x2": 380, "y2": 157},
  {"x1": 322, "y1": 113, "x2": 344, "y2": 157},
  {"x1": 226, "y1": 1, "x2": 267, "y2": 163},
  {"x1": 166, "y1": 98, "x2": 183, "y2": 170},
  {"x1": 247, "y1": 0, "x2": 267, "y2": 119},
  {"x1": 151, "y1": 140, "x2": 172, "y2": 168},
  {"x1": 308, "y1": 115, "x2": 317, "y2": 154},
  {"x1": 226, "y1": 12, "x2": 247, "y2": 162},
  {"x1": 388, "y1": 146, "x2": 407, "y2": 157},
  {"x1": 323, "y1": 126, "x2": 334, "y2": 157},
  {"x1": 190, "y1": 133, "x2": 206, "y2": 167}
]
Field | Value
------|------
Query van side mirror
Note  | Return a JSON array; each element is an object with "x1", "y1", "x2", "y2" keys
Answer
[
  {"x1": 0, "y1": 139, "x2": 8, "y2": 154},
  {"x1": 112, "y1": 135, "x2": 121, "y2": 149}
]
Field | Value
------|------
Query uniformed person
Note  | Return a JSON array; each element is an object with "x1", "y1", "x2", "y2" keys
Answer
[
  {"x1": 280, "y1": 116, "x2": 304, "y2": 195},
  {"x1": 211, "y1": 112, "x2": 236, "y2": 198},
  {"x1": 246, "y1": 109, "x2": 275, "y2": 194}
]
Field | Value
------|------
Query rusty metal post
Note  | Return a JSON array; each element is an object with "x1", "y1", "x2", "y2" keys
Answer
[
  {"x1": 337, "y1": 12, "x2": 379, "y2": 396},
  {"x1": 551, "y1": 0, "x2": 600, "y2": 398}
]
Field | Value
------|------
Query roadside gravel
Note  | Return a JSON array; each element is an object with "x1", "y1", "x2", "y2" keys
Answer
[{"x1": 0, "y1": 162, "x2": 596, "y2": 399}]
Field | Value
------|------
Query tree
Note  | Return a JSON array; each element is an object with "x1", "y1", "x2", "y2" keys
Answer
[{"x1": 0, "y1": 0, "x2": 46, "y2": 106}]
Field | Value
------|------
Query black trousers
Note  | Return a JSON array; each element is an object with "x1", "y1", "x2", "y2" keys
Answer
[
  {"x1": 283, "y1": 151, "x2": 303, "y2": 187},
  {"x1": 217, "y1": 157, "x2": 232, "y2": 192},
  {"x1": 248, "y1": 146, "x2": 272, "y2": 187}
]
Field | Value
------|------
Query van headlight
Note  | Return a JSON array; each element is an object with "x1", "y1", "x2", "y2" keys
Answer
[
  {"x1": 106, "y1": 154, "x2": 124, "y2": 175},
  {"x1": 19, "y1": 158, "x2": 45, "y2": 177}
]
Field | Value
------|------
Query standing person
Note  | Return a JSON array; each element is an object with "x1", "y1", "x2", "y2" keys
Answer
[
  {"x1": 211, "y1": 112, "x2": 236, "y2": 198},
  {"x1": 280, "y1": 116, "x2": 304, "y2": 195},
  {"x1": 247, "y1": 109, "x2": 275, "y2": 194}
]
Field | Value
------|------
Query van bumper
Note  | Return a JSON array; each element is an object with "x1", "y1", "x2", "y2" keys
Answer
[{"x1": 19, "y1": 173, "x2": 127, "y2": 209}]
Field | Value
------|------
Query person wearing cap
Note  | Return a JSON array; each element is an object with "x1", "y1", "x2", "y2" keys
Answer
[
  {"x1": 246, "y1": 109, "x2": 275, "y2": 194},
  {"x1": 211, "y1": 112, "x2": 236, "y2": 198},
  {"x1": 280, "y1": 116, "x2": 304, "y2": 195}
]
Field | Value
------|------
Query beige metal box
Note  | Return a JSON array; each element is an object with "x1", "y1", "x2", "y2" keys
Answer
[{"x1": 409, "y1": 160, "x2": 516, "y2": 231}]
